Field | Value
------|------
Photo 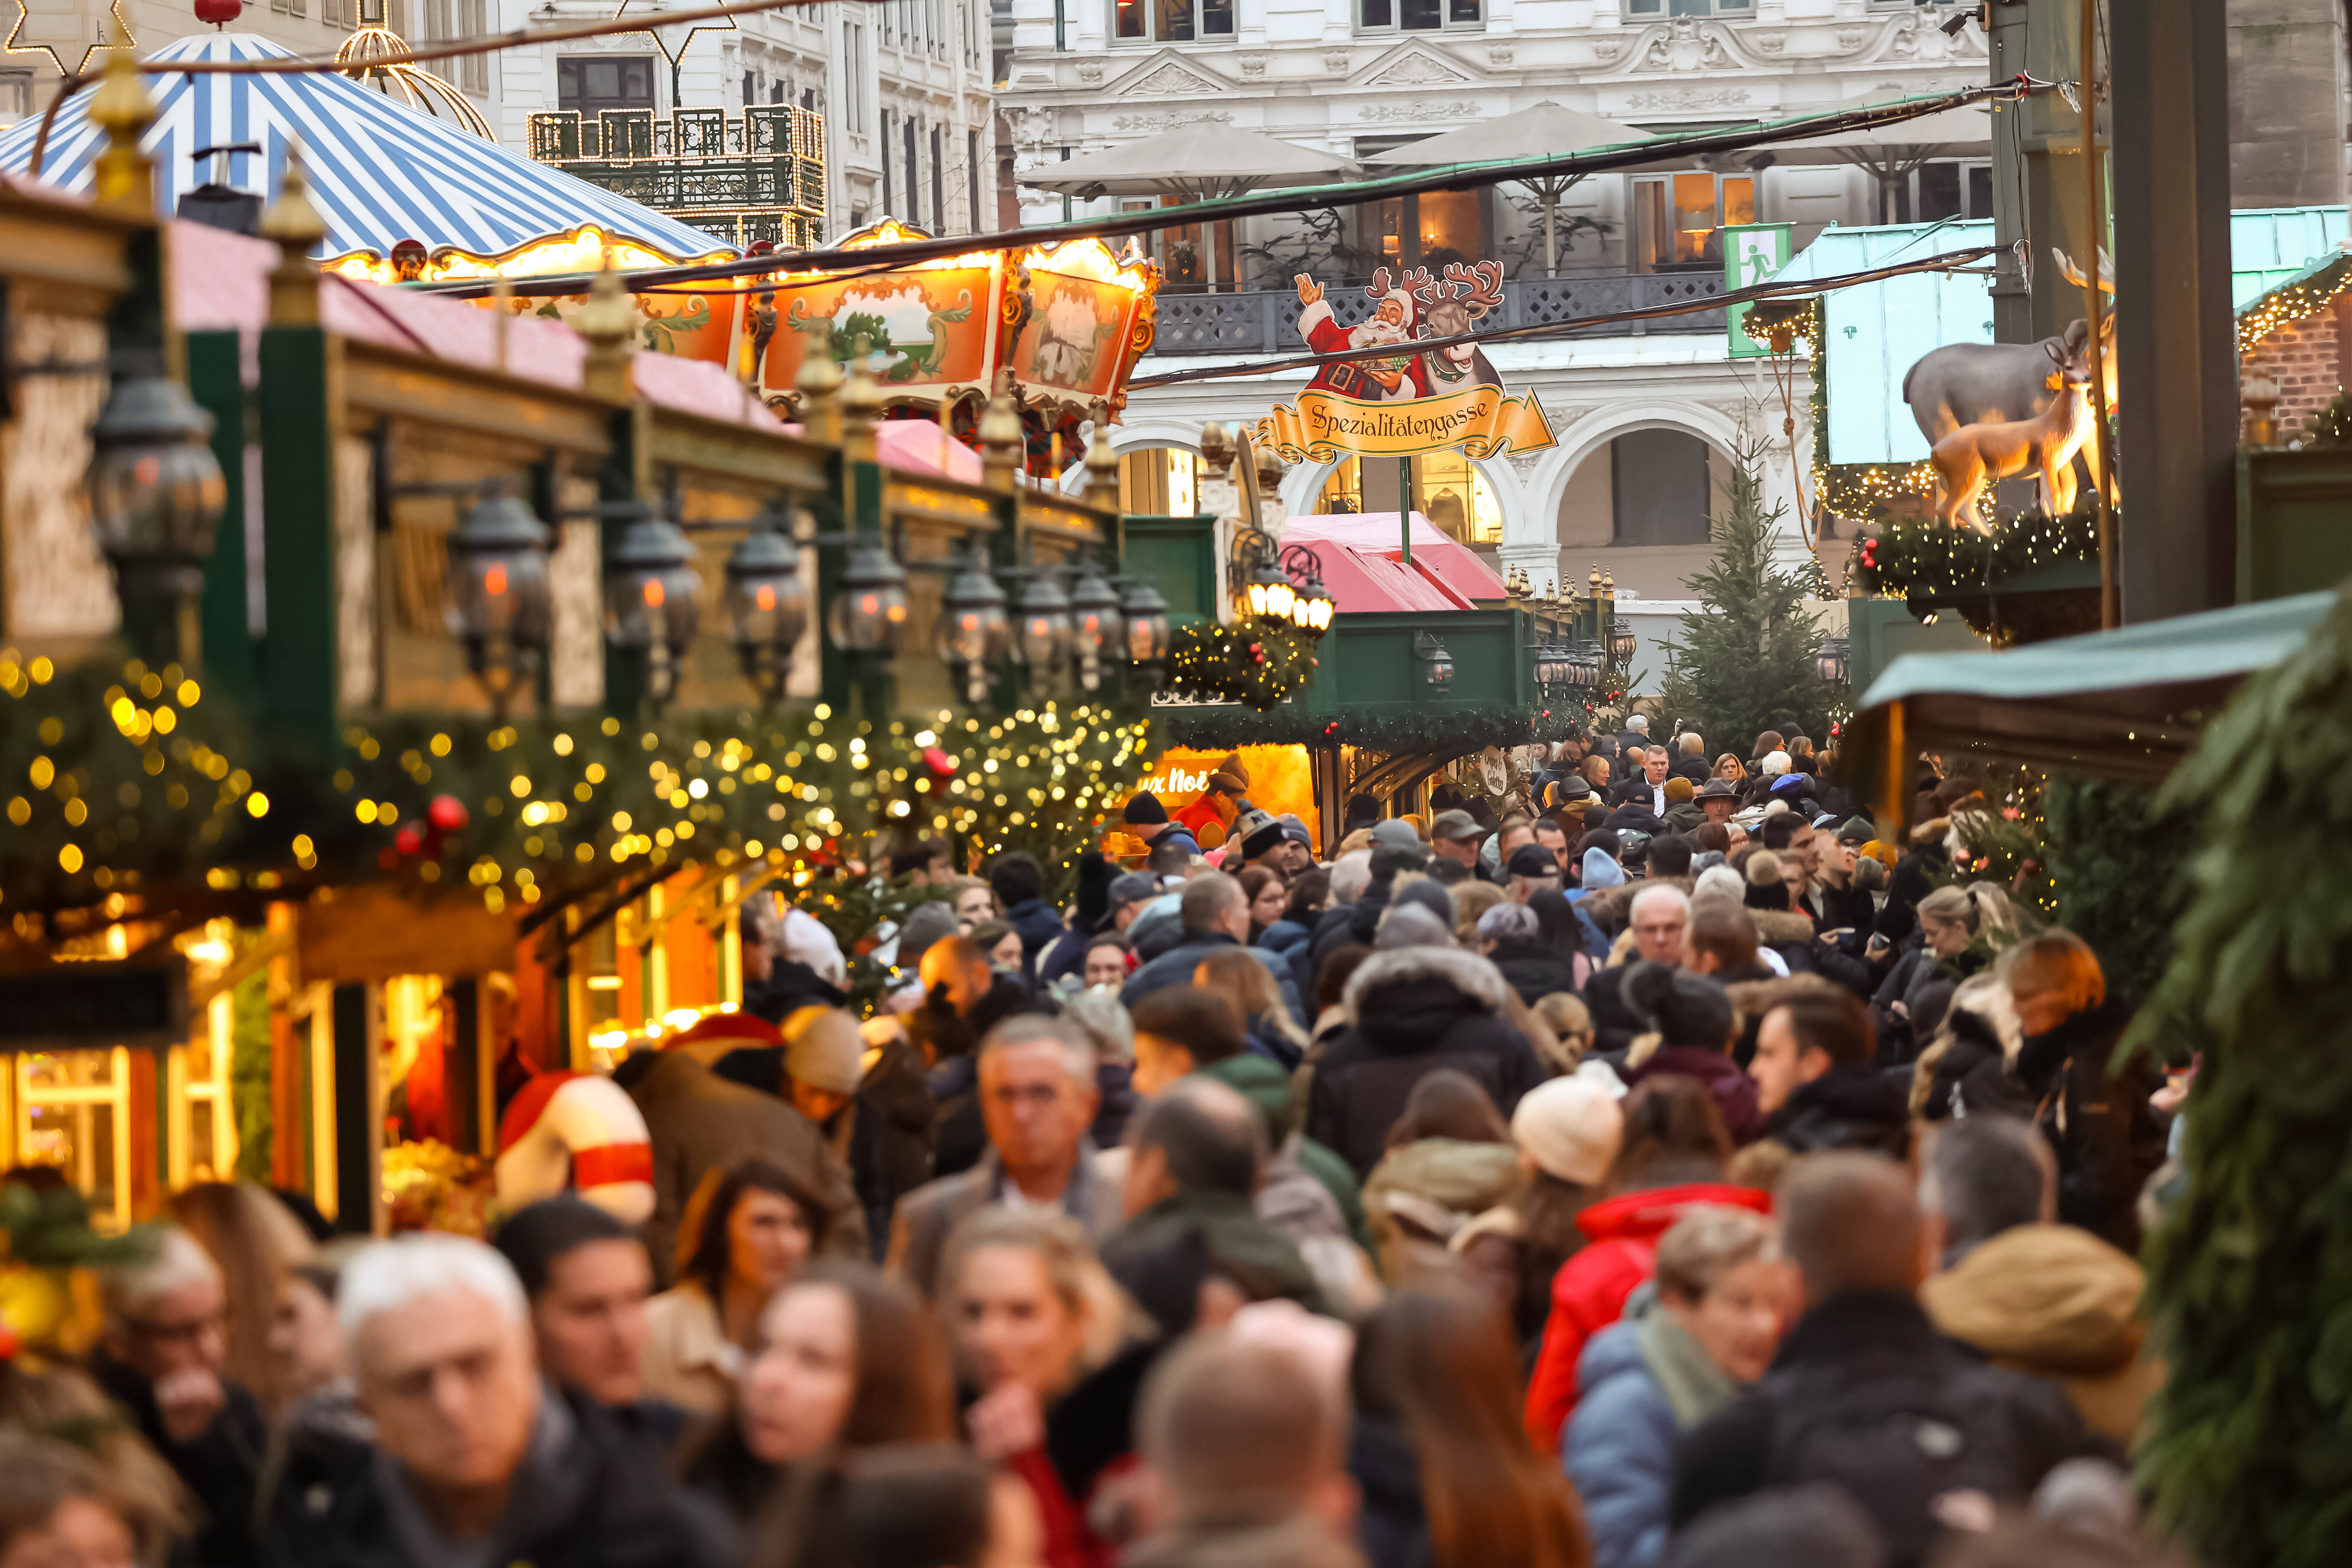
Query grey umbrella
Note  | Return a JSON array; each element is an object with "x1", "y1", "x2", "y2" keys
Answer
[{"x1": 1368, "y1": 101, "x2": 1658, "y2": 277}]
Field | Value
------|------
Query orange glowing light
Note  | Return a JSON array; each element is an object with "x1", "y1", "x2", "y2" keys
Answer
[
  {"x1": 485, "y1": 563, "x2": 508, "y2": 596},
  {"x1": 755, "y1": 585, "x2": 776, "y2": 612},
  {"x1": 644, "y1": 579, "x2": 666, "y2": 609}
]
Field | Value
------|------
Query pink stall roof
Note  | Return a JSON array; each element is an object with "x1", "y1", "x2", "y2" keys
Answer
[
  {"x1": 1283, "y1": 511, "x2": 1507, "y2": 614},
  {"x1": 875, "y1": 419, "x2": 984, "y2": 483},
  {"x1": 164, "y1": 218, "x2": 780, "y2": 430}
]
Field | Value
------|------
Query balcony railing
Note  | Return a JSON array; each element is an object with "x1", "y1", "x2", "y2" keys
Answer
[
  {"x1": 1145, "y1": 272, "x2": 1727, "y2": 357},
  {"x1": 527, "y1": 105, "x2": 828, "y2": 250}
]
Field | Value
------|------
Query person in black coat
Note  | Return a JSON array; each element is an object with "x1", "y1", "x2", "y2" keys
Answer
[
  {"x1": 1746, "y1": 989, "x2": 1911, "y2": 1159},
  {"x1": 1475, "y1": 902, "x2": 1578, "y2": 1006},
  {"x1": 1670, "y1": 1155, "x2": 2096, "y2": 1568},
  {"x1": 988, "y1": 852, "x2": 1066, "y2": 980},
  {"x1": 1305, "y1": 946, "x2": 1547, "y2": 1179}
]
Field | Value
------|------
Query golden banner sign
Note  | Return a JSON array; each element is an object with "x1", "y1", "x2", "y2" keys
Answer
[{"x1": 1253, "y1": 384, "x2": 1557, "y2": 465}]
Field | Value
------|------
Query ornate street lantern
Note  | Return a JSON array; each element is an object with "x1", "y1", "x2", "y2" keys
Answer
[
  {"x1": 1415, "y1": 631, "x2": 1454, "y2": 694},
  {"x1": 937, "y1": 546, "x2": 1012, "y2": 705},
  {"x1": 605, "y1": 510, "x2": 703, "y2": 706},
  {"x1": 1068, "y1": 560, "x2": 1124, "y2": 692},
  {"x1": 1817, "y1": 635, "x2": 1851, "y2": 686},
  {"x1": 85, "y1": 370, "x2": 228, "y2": 668},
  {"x1": 1121, "y1": 579, "x2": 1172, "y2": 686},
  {"x1": 1015, "y1": 572, "x2": 1074, "y2": 681},
  {"x1": 1610, "y1": 621, "x2": 1637, "y2": 671},
  {"x1": 446, "y1": 491, "x2": 552, "y2": 718},
  {"x1": 1278, "y1": 544, "x2": 1335, "y2": 636},
  {"x1": 828, "y1": 540, "x2": 910, "y2": 655},
  {"x1": 724, "y1": 519, "x2": 812, "y2": 704}
]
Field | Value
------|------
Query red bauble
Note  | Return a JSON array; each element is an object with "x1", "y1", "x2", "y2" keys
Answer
[
  {"x1": 921, "y1": 746, "x2": 955, "y2": 777},
  {"x1": 429, "y1": 794, "x2": 468, "y2": 831},
  {"x1": 393, "y1": 823, "x2": 426, "y2": 857},
  {"x1": 194, "y1": 0, "x2": 241, "y2": 23}
]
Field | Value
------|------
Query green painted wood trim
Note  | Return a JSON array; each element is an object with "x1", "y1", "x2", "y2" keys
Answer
[
  {"x1": 186, "y1": 331, "x2": 256, "y2": 702},
  {"x1": 256, "y1": 326, "x2": 338, "y2": 747}
]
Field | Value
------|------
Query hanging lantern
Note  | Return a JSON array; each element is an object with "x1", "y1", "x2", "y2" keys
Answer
[
  {"x1": 827, "y1": 539, "x2": 909, "y2": 654},
  {"x1": 606, "y1": 511, "x2": 702, "y2": 704},
  {"x1": 937, "y1": 547, "x2": 1012, "y2": 705},
  {"x1": 1122, "y1": 579, "x2": 1172, "y2": 684},
  {"x1": 1610, "y1": 621, "x2": 1637, "y2": 670},
  {"x1": 1817, "y1": 635, "x2": 1851, "y2": 686},
  {"x1": 724, "y1": 520, "x2": 812, "y2": 704},
  {"x1": 446, "y1": 491, "x2": 553, "y2": 717},
  {"x1": 1415, "y1": 631, "x2": 1454, "y2": 693},
  {"x1": 1067, "y1": 561, "x2": 1124, "y2": 691},
  {"x1": 1015, "y1": 572, "x2": 1074, "y2": 679},
  {"x1": 85, "y1": 369, "x2": 228, "y2": 668}
]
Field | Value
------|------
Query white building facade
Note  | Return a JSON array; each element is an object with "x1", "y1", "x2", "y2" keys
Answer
[{"x1": 1005, "y1": 0, "x2": 1992, "y2": 602}]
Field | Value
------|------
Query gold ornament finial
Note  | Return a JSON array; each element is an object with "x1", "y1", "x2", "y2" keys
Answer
[
  {"x1": 89, "y1": 24, "x2": 156, "y2": 213},
  {"x1": 794, "y1": 348, "x2": 844, "y2": 445},
  {"x1": 979, "y1": 371, "x2": 1024, "y2": 494},
  {"x1": 840, "y1": 338, "x2": 884, "y2": 460},
  {"x1": 580, "y1": 257, "x2": 637, "y2": 402},
  {"x1": 259, "y1": 141, "x2": 329, "y2": 325},
  {"x1": 1084, "y1": 402, "x2": 1120, "y2": 512}
]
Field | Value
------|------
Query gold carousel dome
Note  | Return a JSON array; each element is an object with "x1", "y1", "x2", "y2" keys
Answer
[{"x1": 334, "y1": 0, "x2": 496, "y2": 140}]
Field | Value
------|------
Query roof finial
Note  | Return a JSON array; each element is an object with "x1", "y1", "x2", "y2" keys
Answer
[
  {"x1": 88, "y1": 21, "x2": 155, "y2": 214},
  {"x1": 260, "y1": 141, "x2": 329, "y2": 325}
]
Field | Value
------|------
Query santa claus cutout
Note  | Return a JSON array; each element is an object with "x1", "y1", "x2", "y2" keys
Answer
[{"x1": 1294, "y1": 269, "x2": 1430, "y2": 403}]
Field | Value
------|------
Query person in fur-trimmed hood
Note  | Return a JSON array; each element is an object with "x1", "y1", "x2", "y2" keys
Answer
[{"x1": 1303, "y1": 945, "x2": 1549, "y2": 1180}]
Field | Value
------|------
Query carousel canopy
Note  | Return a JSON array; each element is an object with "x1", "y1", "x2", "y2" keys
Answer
[{"x1": 0, "y1": 33, "x2": 734, "y2": 265}]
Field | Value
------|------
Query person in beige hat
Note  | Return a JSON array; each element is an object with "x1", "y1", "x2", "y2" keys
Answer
[
  {"x1": 1452, "y1": 1076, "x2": 1628, "y2": 1348},
  {"x1": 1428, "y1": 809, "x2": 1489, "y2": 877}
]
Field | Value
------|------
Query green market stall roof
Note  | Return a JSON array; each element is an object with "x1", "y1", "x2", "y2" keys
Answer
[{"x1": 1839, "y1": 591, "x2": 2336, "y2": 825}]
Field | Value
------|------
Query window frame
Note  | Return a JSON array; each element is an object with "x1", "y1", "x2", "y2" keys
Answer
[
  {"x1": 1110, "y1": 0, "x2": 1235, "y2": 47},
  {"x1": 1355, "y1": 0, "x2": 1485, "y2": 34},
  {"x1": 1620, "y1": 0, "x2": 1750, "y2": 17},
  {"x1": 557, "y1": 54, "x2": 659, "y2": 120}
]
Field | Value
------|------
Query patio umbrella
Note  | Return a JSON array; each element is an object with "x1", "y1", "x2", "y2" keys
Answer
[
  {"x1": 1369, "y1": 102, "x2": 1657, "y2": 277},
  {"x1": 1021, "y1": 122, "x2": 1358, "y2": 289},
  {"x1": 1742, "y1": 102, "x2": 1997, "y2": 224}
]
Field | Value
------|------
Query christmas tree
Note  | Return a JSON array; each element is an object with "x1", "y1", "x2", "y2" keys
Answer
[{"x1": 1652, "y1": 458, "x2": 1836, "y2": 756}]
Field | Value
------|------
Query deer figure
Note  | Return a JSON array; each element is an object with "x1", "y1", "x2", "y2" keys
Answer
[
  {"x1": 1929, "y1": 340, "x2": 2093, "y2": 531},
  {"x1": 1412, "y1": 260, "x2": 1508, "y2": 392}
]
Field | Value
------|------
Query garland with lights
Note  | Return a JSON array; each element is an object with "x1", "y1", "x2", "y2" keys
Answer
[
  {"x1": 1846, "y1": 509, "x2": 2099, "y2": 641},
  {"x1": 1163, "y1": 621, "x2": 1320, "y2": 712},
  {"x1": 2238, "y1": 251, "x2": 2352, "y2": 355},
  {"x1": 0, "y1": 647, "x2": 1153, "y2": 917},
  {"x1": 1155, "y1": 704, "x2": 1589, "y2": 755}
]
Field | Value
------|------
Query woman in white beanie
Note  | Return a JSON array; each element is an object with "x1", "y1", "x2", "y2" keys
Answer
[{"x1": 1451, "y1": 1075, "x2": 1626, "y2": 1353}]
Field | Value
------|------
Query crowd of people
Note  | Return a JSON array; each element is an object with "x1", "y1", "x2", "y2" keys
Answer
[{"x1": 0, "y1": 720, "x2": 2193, "y2": 1568}]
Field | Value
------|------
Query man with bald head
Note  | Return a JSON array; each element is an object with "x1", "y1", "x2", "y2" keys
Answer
[{"x1": 1668, "y1": 1153, "x2": 2095, "y2": 1566}]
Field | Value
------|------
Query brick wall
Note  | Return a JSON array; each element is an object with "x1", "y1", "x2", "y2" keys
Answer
[{"x1": 2241, "y1": 295, "x2": 2352, "y2": 432}]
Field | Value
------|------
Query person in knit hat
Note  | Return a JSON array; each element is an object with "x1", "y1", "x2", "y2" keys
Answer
[
  {"x1": 1454, "y1": 1076, "x2": 1628, "y2": 1347},
  {"x1": 1123, "y1": 791, "x2": 1202, "y2": 862}
]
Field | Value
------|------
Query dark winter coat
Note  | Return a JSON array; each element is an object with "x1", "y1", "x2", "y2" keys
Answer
[
  {"x1": 91, "y1": 1352, "x2": 268, "y2": 1568},
  {"x1": 2013, "y1": 1002, "x2": 2168, "y2": 1254},
  {"x1": 1874, "y1": 825, "x2": 1952, "y2": 946},
  {"x1": 263, "y1": 1386, "x2": 730, "y2": 1568},
  {"x1": 1304, "y1": 946, "x2": 1548, "y2": 1179},
  {"x1": 1762, "y1": 1064, "x2": 1912, "y2": 1159},
  {"x1": 1101, "y1": 1190, "x2": 1323, "y2": 1336},
  {"x1": 1487, "y1": 939, "x2": 1580, "y2": 1007},
  {"x1": 1915, "y1": 1008, "x2": 2032, "y2": 1121},
  {"x1": 1347, "y1": 1417, "x2": 1435, "y2": 1568},
  {"x1": 1669, "y1": 1292, "x2": 2095, "y2": 1568},
  {"x1": 1003, "y1": 896, "x2": 1068, "y2": 975},
  {"x1": 849, "y1": 1034, "x2": 936, "y2": 1260},
  {"x1": 1618, "y1": 1044, "x2": 1765, "y2": 1145},
  {"x1": 1123, "y1": 930, "x2": 1304, "y2": 1025}
]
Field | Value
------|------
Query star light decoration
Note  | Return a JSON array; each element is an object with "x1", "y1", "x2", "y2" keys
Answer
[
  {"x1": 610, "y1": 0, "x2": 737, "y2": 79},
  {"x1": 6, "y1": 0, "x2": 133, "y2": 75}
]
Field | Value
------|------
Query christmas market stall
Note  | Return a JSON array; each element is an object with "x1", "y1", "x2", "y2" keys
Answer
[{"x1": 0, "y1": 63, "x2": 1160, "y2": 1237}]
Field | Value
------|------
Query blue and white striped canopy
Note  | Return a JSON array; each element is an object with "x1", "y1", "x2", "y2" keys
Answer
[{"x1": 0, "y1": 33, "x2": 734, "y2": 263}]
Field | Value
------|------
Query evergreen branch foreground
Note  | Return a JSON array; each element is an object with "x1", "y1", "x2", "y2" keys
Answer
[{"x1": 2135, "y1": 584, "x2": 2352, "y2": 1567}]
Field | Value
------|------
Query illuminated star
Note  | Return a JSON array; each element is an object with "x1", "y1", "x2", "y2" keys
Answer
[
  {"x1": 610, "y1": 0, "x2": 735, "y2": 69},
  {"x1": 5, "y1": 0, "x2": 134, "y2": 75}
]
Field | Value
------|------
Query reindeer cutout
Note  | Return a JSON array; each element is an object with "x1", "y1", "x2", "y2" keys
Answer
[
  {"x1": 1412, "y1": 260, "x2": 1507, "y2": 393},
  {"x1": 1929, "y1": 339, "x2": 2095, "y2": 531}
]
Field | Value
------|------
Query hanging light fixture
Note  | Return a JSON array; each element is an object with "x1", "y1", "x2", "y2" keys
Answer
[
  {"x1": 85, "y1": 367, "x2": 229, "y2": 670},
  {"x1": 1121, "y1": 579, "x2": 1172, "y2": 687},
  {"x1": 936, "y1": 544, "x2": 1012, "y2": 706},
  {"x1": 828, "y1": 539, "x2": 910, "y2": 655},
  {"x1": 1015, "y1": 572, "x2": 1074, "y2": 683},
  {"x1": 1415, "y1": 631, "x2": 1454, "y2": 694},
  {"x1": 1067, "y1": 560, "x2": 1124, "y2": 692},
  {"x1": 1610, "y1": 620, "x2": 1637, "y2": 671},
  {"x1": 724, "y1": 517, "x2": 812, "y2": 704},
  {"x1": 1817, "y1": 635, "x2": 1851, "y2": 686},
  {"x1": 446, "y1": 490, "x2": 553, "y2": 719},
  {"x1": 605, "y1": 508, "x2": 703, "y2": 708}
]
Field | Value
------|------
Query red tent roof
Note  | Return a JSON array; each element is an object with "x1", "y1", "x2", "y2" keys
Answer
[{"x1": 1284, "y1": 512, "x2": 1507, "y2": 614}]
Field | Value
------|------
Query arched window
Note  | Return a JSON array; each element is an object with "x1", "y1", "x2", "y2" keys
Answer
[{"x1": 1609, "y1": 429, "x2": 1712, "y2": 545}]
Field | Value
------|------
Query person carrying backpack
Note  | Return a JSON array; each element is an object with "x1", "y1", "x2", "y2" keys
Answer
[{"x1": 1667, "y1": 1152, "x2": 2098, "y2": 1568}]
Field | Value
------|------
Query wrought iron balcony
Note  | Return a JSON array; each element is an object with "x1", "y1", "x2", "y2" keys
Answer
[
  {"x1": 1144, "y1": 271, "x2": 1727, "y2": 357},
  {"x1": 527, "y1": 105, "x2": 828, "y2": 251}
]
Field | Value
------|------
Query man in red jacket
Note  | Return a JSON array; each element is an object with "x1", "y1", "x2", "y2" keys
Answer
[{"x1": 1523, "y1": 1178, "x2": 1772, "y2": 1453}]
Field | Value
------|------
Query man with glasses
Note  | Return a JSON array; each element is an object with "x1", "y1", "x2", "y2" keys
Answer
[
  {"x1": 93, "y1": 1228, "x2": 268, "y2": 1568},
  {"x1": 887, "y1": 1016, "x2": 1124, "y2": 1297}
]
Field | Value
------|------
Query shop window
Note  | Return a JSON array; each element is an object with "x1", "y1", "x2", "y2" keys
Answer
[
  {"x1": 1121, "y1": 447, "x2": 1204, "y2": 515},
  {"x1": 1632, "y1": 172, "x2": 1753, "y2": 272},
  {"x1": 1611, "y1": 430, "x2": 1712, "y2": 544},
  {"x1": 1360, "y1": 190, "x2": 1489, "y2": 273},
  {"x1": 1897, "y1": 160, "x2": 1994, "y2": 224},
  {"x1": 558, "y1": 56, "x2": 656, "y2": 119},
  {"x1": 7, "y1": 1050, "x2": 133, "y2": 1232},
  {"x1": 1114, "y1": 0, "x2": 1232, "y2": 43}
]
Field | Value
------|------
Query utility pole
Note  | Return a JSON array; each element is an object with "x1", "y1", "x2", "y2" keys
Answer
[{"x1": 1986, "y1": 0, "x2": 2106, "y2": 344}]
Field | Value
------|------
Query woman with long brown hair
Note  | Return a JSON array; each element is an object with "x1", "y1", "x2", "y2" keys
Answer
[
  {"x1": 678, "y1": 1259, "x2": 952, "y2": 1527},
  {"x1": 644, "y1": 1156, "x2": 833, "y2": 1413},
  {"x1": 1349, "y1": 1286, "x2": 1590, "y2": 1568}
]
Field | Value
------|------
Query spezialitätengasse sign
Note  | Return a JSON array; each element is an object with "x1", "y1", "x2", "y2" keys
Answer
[{"x1": 1252, "y1": 263, "x2": 1557, "y2": 464}]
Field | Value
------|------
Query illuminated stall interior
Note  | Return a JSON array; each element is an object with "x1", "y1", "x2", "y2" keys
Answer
[{"x1": 1315, "y1": 454, "x2": 1503, "y2": 543}]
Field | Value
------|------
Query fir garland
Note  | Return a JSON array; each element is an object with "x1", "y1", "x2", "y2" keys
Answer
[
  {"x1": 1848, "y1": 510, "x2": 2097, "y2": 604},
  {"x1": 2134, "y1": 584, "x2": 2352, "y2": 1568},
  {"x1": 1163, "y1": 622, "x2": 1320, "y2": 712},
  {"x1": 0, "y1": 650, "x2": 1153, "y2": 917}
]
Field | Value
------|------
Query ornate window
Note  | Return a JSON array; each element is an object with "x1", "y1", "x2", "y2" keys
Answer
[
  {"x1": 1359, "y1": 0, "x2": 1481, "y2": 31},
  {"x1": 1113, "y1": 0, "x2": 1234, "y2": 44}
]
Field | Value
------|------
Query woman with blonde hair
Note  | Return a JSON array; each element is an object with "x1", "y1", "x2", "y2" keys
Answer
[
  {"x1": 1873, "y1": 881, "x2": 2027, "y2": 1065},
  {"x1": 1711, "y1": 754, "x2": 1747, "y2": 783},
  {"x1": 165, "y1": 1182, "x2": 313, "y2": 1407},
  {"x1": 1449, "y1": 881, "x2": 1507, "y2": 945},
  {"x1": 939, "y1": 1209, "x2": 1155, "y2": 1568},
  {"x1": 1192, "y1": 947, "x2": 1310, "y2": 1070},
  {"x1": 1910, "y1": 970, "x2": 2031, "y2": 1120}
]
